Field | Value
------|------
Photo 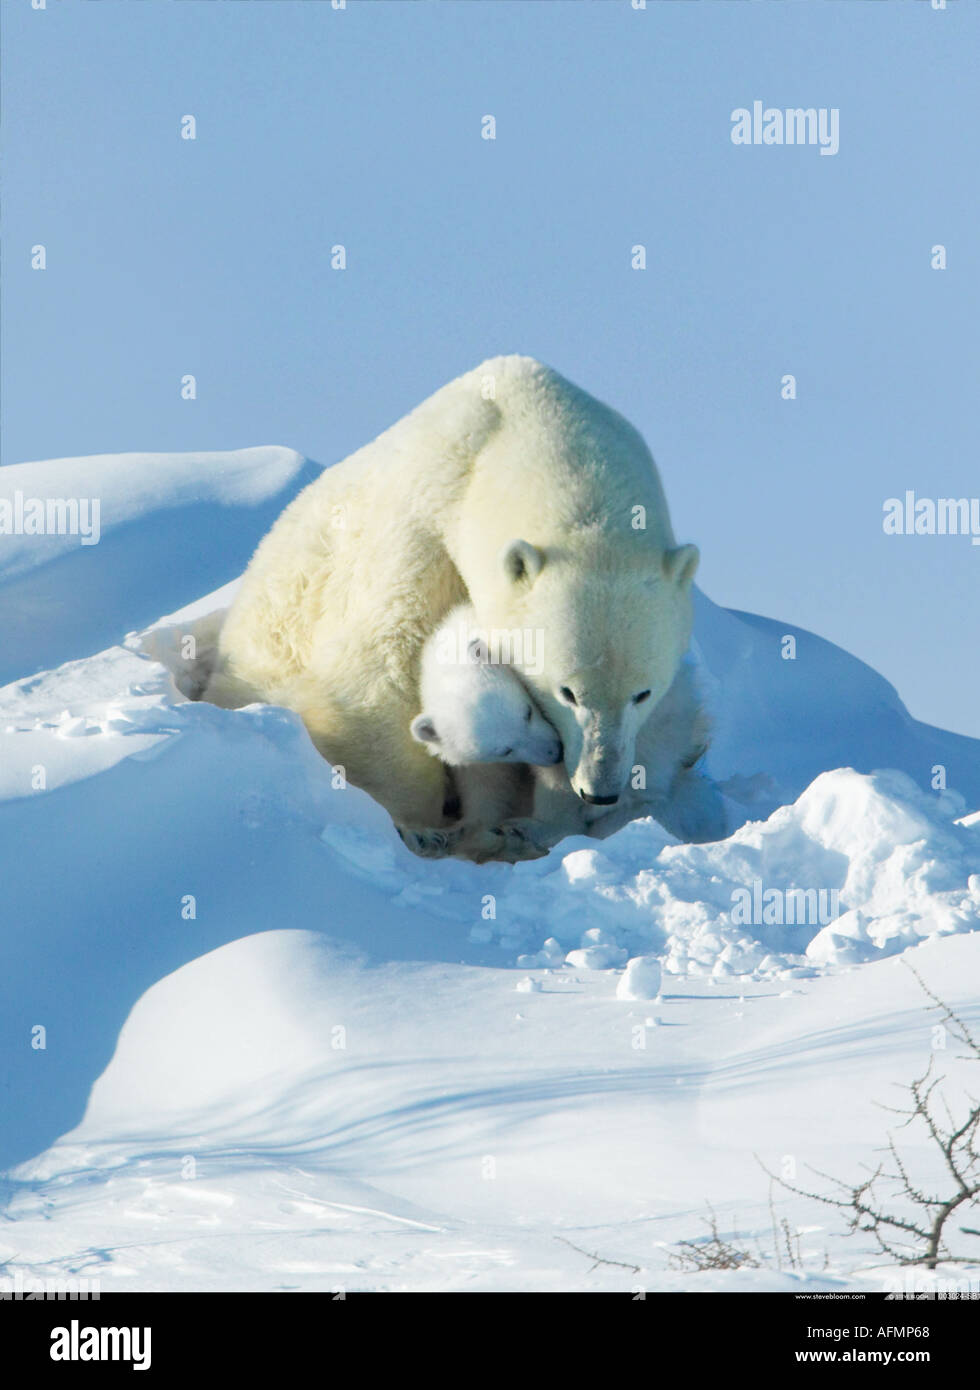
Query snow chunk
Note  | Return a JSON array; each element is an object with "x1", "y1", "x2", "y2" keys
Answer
[
  {"x1": 565, "y1": 946, "x2": 624, "y2": 971},
  {"x1": 616, "y1": 955, "x2": 663, "y2": 1001}
]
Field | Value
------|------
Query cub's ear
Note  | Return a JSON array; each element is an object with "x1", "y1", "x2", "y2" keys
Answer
[
  {"x1": 663, "y1": 543, "x2": 699, "y2": 588},
  {"x1": 410, "y1": 714, "x2": 439, "y2": 745},
  {"x1": 501, "y1": 538, "x2": 543, "y2": 586}
]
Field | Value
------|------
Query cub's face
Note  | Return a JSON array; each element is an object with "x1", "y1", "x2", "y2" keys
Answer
[{"x1": 411, "y1": 643, "x2": 562, "y2": 767}]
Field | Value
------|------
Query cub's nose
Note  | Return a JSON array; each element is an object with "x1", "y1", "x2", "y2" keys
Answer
[
  {"x1": 579, "y1": 791, "x2": 619, "y2": 806},
  {"x1": 549, "y1": 742, "x2": 563, "y2": 764}
]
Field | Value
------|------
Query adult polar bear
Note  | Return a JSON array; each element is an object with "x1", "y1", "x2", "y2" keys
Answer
[{"x1": 205, "y1": 355, "x2": 720, "y2": 859}]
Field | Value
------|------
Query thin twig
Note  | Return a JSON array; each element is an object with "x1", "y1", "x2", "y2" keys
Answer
[{"x1": 554, "y1": 1235, "x2": 641, "y2": 1275}]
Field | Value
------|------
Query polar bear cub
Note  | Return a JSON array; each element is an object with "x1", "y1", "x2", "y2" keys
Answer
[
  {"x1": 410, "y1": 605, "x2": 561, "y2": 769},
  {"x1": 400, "y1": 605, "x2": 561, "y2": 858},
  {"x1": 402, "y1": 606, "x2": 725, "y2": 861}
]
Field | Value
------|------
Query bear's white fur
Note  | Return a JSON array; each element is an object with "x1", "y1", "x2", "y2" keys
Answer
[
  {"x1": 404, "y1": 605, "x2": 724, "y2": 858},
  {"x1": 398, "y1": 603, "x2": 563, "y2": 858},
  {"x1": 410, "y1": 604, "x2": 562, "y2": 769},
  {"x1": 412, "y1": 657, "x2": 726, "y2": 861},
  {"x1": 522, "y1": 659, "x2": 727, "y2": 850},
  {"x1": 205, "y1": 355, "x2": 719, "y2": 859}
]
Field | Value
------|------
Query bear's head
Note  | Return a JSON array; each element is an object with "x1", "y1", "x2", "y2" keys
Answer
[
  {"x1": 483, "y1": 536, "x2": 699, "y2": 804},
  {"x1": 410, "y1": 634, "x2": 563, "y2": 768}
]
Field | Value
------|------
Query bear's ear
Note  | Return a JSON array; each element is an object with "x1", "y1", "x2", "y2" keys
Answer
[
  {"x1": 410, "y1": 714, "x2": 439, "y2": 745},
  {"x1": 501, "y1": 538, "x2": 544, "y2": 587},
  {"x1": 663, "y1": 543, "x2": 699, "y2": 589}
]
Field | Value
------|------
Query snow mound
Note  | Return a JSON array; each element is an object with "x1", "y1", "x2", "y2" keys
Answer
[
  {"x1": 447, "y1": 767, "x2": 979, "y2": 982},
  {"x1": 2, "y1": 445, "x2": 979, "y2": 1291},
  {"x1": 0, "y1": 446, "x2": 321, "y2": 685},
  {"x1": 691, "y1": 592, "x2": 980, "y2": 814},
  {"x1": 617, "y1": 956, "x2": 663, "y2": 1001}
]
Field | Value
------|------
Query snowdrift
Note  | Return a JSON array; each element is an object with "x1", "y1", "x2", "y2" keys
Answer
[
  {"x1": 0, "y1": 446, "x2": 321, "y2": 687},
  {"x1": 1, "y1": 447, "x2": 978, "y2": 1291}
]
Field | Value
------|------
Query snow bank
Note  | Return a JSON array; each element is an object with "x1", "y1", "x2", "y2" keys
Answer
[
  {"x1": 404, "y1": 766, "x2": 979, "y2": 982},
  {"x1": 0, "y1": 446, "x2": 321, "y2": 685},
  {"x1": 691, "y1": 592, "x2": 980, "y2": 814},
  {"x1": 1, "y1": 445, "x2": 979, "y2": 1291}
]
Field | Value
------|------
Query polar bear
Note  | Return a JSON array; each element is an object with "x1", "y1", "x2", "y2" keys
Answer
[
  {"x1": 409, "y1": 646, "x2": 725, "y2": 860},
  {"x1": 409, "y1": 604, "x2": 561, "y2": 769},
  {"x1": 397, "y1": 604, "x2": 563, "y2": 858},
  {"x1": 517, "y1": 658, "x2": 727, "y2": 850},
  {"x1": 204, "y1": 354, "x2": 715, "y2": 860}
]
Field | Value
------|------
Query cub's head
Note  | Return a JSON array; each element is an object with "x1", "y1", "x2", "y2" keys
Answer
[
  {"x1": 411, "y1": 634, "x2": 562, "y2": 767},
  {"x1": 485, "y1": 537, "x2": 699, "y2": 804}
]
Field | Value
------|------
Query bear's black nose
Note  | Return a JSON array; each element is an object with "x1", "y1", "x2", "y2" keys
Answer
[{"x1": 580, "y1": 791, "x2": 619, "y2": 806}]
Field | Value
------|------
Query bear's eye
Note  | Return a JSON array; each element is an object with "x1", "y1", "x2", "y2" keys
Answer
[
  {"x1": 559, "y1": 687, "x2": 577, "y2": 705},
  {"x1": 499, "y1": 748, "x2": 513, "y2": 758},
  {"x1": 524, "y1": 705, "x2": 533, "y2": 723},
  {"x1": 634, "y1": 690, "x2": 652, "y2": 704}
]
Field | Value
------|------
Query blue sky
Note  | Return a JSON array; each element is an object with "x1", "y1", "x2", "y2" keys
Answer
[{"x1": 4, "y1": 0, "x2": 978, "y2": 738}]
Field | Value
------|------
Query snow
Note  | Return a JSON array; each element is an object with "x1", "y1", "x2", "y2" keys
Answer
[
  {"x1": 0, "y1": 447, "x2": 320, "y2": 687},
  {"x1": 617, "y1": 956, "x2": 663, "y2": 1001},
  {"x1": 1, "y1": 446, "x2": 978, "y2": 1292}
]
